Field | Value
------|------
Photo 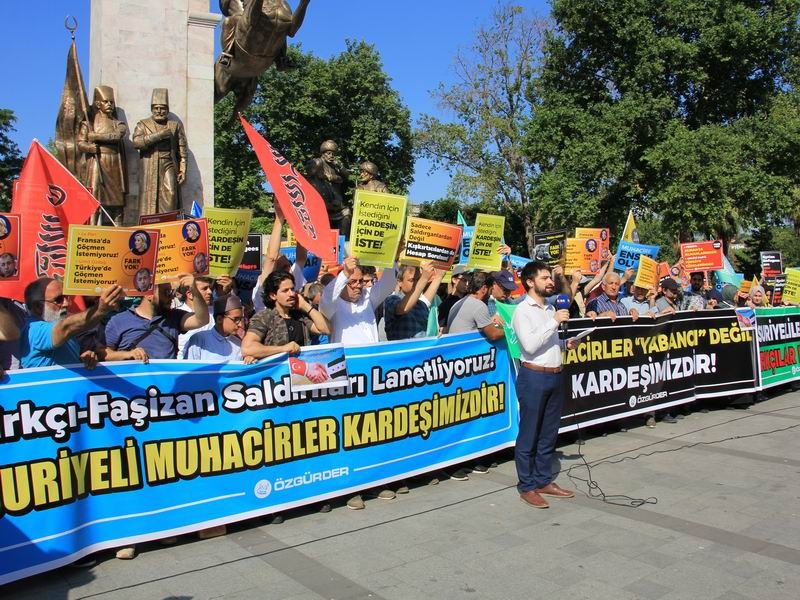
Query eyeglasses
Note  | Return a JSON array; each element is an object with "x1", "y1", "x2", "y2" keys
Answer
[
  {"x1": 44, "y1": 295, "x2": 67, "y2": 305},
  {"x1": 347, "y1": 279, "x2": 365, "y2": 288},
  {"x1": 225, "y1": 314, "x2": 245, "y2": 324}
]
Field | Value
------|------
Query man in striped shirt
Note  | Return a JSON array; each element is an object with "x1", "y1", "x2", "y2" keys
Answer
[{"x1": 585, "y1": 272, "x2": 629, "y2": 319}]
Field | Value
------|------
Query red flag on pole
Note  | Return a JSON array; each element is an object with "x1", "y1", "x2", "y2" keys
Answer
[
  {"x1": 1, "y1": 140, "x2": 100, "y2": 301},
  {"x1": 239, "y1": 115, "x2": 336, "y2": 261}
]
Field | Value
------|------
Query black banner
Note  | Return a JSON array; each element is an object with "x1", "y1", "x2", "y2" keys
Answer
[{"x1": 560, "y1": 310, "x2": 756, "y2": 430}]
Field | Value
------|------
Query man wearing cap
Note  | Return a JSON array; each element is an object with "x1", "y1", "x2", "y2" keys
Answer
[
  {"x1": 488, "y1": 269, "x2": 518, "y2": 317},
  {"x1": 356, "y1": 161, "x2": 388, "y2": 193},
  {"x1": 184, "y1": 294, "x2": 255, "y2": 363},
  {"x1": 512, "y1": 260, "x2": 579, "y2": 509},
  {"x1": 133, "y1": 88, "x2": 188, "y2": 215},
  {"x1": 655, "y1": 278, "x2": 681, "y2": 315},
  {"x1": 78, "y1": 85, "x2": 128, "y2": 225}
]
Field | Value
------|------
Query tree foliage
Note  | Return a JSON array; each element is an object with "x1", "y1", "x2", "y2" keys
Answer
[
  {"x1": 414, "y1": 4, "x2": 547, "y2": 255},
  {"x1": 529, "y1": 0, "x2": 800, "y2": 249},
  {"x1": 214, "y1": 41, "x2": 414, "y2": 231},
  {"x1": 0, "y1": 109, "x2": 23, "y2": 212}
]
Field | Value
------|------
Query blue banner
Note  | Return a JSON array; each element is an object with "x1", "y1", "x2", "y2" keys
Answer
[
  {"x1": 458, "y1": 226, "x2": 474, "y2": 264},
  {"x1": 0, "y1": 333, "x2": 515, "y2": 583},
  {"x1": 614, "y1": 240, "x2": 660, "y2": 273}
]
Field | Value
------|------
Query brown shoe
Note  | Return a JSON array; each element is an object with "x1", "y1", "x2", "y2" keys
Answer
[
  {"x1": 519, "y1": 490, "x2": 549, "y2": 509},
  {"x1": 535, "y1": 482, "x2": 575, "y2": 498}
]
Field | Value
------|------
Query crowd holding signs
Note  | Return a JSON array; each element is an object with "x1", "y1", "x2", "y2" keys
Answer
[{"x1": 1, "y1": 129, "x2": 800, "y2": 584}]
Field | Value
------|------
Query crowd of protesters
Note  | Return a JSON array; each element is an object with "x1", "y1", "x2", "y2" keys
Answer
[{"x1": 0, "y1": 215, "x2": 794, "y2": 560}]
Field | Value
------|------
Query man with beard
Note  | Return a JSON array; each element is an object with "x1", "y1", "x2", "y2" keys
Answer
[
  {"x1": 20, "y1": 279, "x2": 125, "y2": 369},
  {"x1": 133, "y1": 88, "x2": 188, "y2": 215},
  {"x1": 77, "y1": 85, "x2": 128, "y2": 226},
  {"x1": 102, "y1": 273, "x2": 209, "y2": 560},
  {"x1": 512, "y1": 261, "x2": 579, "y2": 509},
  {"x1": 242, "y1": 270, "x2": 330, "y2": 360},
  {"x1": 103, "y1": 274, "x2": 209, "y2": 364}
]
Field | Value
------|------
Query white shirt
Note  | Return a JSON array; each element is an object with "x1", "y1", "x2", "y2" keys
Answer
[
  {"x1": 511, "y1": 293, "x2": 561, "y2": 368},
  {"x1": 320, "y1": 266, "x2": 396, "y2": 345},
  {"x1": 183, "y1": 327, "x2": 243, "y2": 362},
  {"x1": 177, "y1": 305, "x2": 214, "y2": 358}
]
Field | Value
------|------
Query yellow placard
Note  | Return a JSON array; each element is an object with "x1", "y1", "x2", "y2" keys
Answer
[
  {"x1": 401, "y1": 217, "x2": 462, "y2": 269},
  {"x1": 350, "y1": 190, "x2": 407, "y2": 268},
  {"x1": 466, "y1": 213, "x2": 505, "y2": 271},
  {"x1": 150, "y1": 218, "x2": 210, "y2": 283},
  {"x1": 633, "y1": 255, "x2": 658, "y2": 290},
  {"x1": 783, "y1": 269, "x2": 800, "y2": 304},
  {"x1": 203, "y1": 207, "x2": 252, "y2": 276},
  {"x1": 64, "y1": 226, "x2": 160, "y2": 296}
]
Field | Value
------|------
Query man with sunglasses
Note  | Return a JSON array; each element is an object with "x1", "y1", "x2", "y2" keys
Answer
[
  {"x1": 184, "y1": 294, "x2": 254, "y2": 363},
  {"x1": 20, "y1": 278, "x2": 125, "y2": 369},
  {"x1": 320, "y1": 255, "x2": 399, "y2": 345}
]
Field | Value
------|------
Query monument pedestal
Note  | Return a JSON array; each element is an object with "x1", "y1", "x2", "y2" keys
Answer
[{"x1": 89, "y1": 0, "x2": 220, "y2": 223}]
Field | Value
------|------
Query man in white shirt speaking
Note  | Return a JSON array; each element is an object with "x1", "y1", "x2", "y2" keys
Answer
[{"x1": 511, "y1": 261, "x2": 579, "y2": 509}]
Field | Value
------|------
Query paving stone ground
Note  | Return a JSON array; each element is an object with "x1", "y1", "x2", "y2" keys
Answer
[{"x1": 4, "y1": 387, "x2": 800, "y2": 600}]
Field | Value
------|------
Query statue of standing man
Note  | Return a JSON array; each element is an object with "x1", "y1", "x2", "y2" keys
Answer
[
  {"x1": 305, "y1": 140, "x2": 351, "y2": 237},
  {"x1": 133, "y1": 89, "x2": 188, "y2": 216},
  {"x1": 77, "y1": 86, "x2": 128, "y2": 225}
]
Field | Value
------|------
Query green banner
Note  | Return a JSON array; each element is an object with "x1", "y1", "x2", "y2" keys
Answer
[{"x1": 755, "y1": 306, "x2": 800, "y2": 389}]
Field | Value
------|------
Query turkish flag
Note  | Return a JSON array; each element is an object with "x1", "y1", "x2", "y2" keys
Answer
[
  {"x1": 1, "y1": 140, "x2": 100, "y2": 301},
  {"x1": 239, "y1": 115, "x2": 336, "y2": 261}
]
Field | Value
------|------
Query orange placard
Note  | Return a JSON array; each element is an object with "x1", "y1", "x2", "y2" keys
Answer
[
  {"x1": 64, "y1": 226, "x2": 161, "y2": 296},
  {"x1": 0, "y1": 214, "x2": 21, "y2": 283},
  {"x1": 151, "y1": 218, "x2": 210, "y2": 282},
  {"x1": 680, "y1": 240, "x2": 724, "y2": 272},
  {"x1": 565, "y1": 238, "x2": 602, "y2": 274},
  {"x1": 401, "y1": 217, "x2": 463, "y2": 269},
  {"x1": 575, "y1": 227, "x2": 611, "y2": 262}
]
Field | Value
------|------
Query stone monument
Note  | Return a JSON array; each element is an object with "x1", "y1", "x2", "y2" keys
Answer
[{"x1": 89, "y1": 0, "x2": 220, "y2": 222}]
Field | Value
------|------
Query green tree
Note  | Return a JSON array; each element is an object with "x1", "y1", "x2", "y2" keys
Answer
[
  {"x1": 214, "y1": 41, "x2": 414, "y2": 230},
  {"x1": 0, "y1": 109, "x2": 23, "y2": 211},
  {"x1": 529, "y1": 0, "x2": 800, "y2": 250},
  {"x1": 414, "y1": 4, "x2": 548, "y2": 255}
]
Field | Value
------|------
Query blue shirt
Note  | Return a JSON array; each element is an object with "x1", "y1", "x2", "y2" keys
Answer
[
  {"x1": 586, "y1": 293, "x2": 629, "y2": 316},
  {"x1": 383, "y1": 293, "x2": 430, "y2": 341},
  {"x1": 105, "y1": 308, "x2": 185, "y2": 359},
  {"x1": 20, "y1": 318, "x2": 81, "y2": 368}
]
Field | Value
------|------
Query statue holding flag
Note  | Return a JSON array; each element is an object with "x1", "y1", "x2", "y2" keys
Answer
[{"x1": 77, "y1": 86, "x2": 128, "y2": 225}]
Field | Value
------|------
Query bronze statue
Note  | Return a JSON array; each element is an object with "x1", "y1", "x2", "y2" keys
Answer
[
  {"x1": 357, "y1": 161, "x2": 388, "y2": 193},
  {"x1": 133, "y1": 89, "x2": 188, "y2": 216},
  {"x1": 306, "y1": 140, "x2": 351, "y2": 236},
  {"x1": 215, "y1": 0, "x2": 311, "y2": 115},
  {"x1": 77, "y1": 86, "x2": 128, "y2": 225}
]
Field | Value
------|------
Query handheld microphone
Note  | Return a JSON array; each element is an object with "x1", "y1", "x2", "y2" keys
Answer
[{"x1": 555, "y1": 293, "x2": 571, "y2": 340}]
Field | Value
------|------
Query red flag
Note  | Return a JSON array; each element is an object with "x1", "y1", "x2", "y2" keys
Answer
[
  {"x1": 239, "y1": 115, "x2": 335, "y2": 261},
  {"x1": 1, "y1": 140, "x2": 100, "y2": 301}
]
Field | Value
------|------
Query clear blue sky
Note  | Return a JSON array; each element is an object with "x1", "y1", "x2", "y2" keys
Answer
[{"x1": 1, "y1": 1, "x2": 550, "y2": 204}]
